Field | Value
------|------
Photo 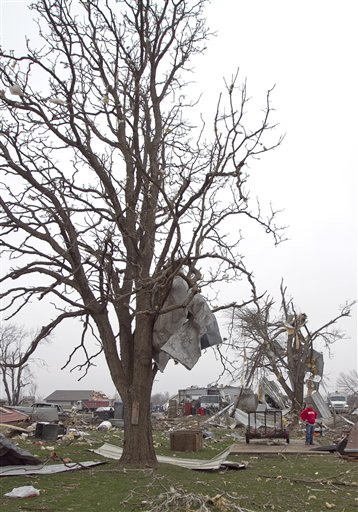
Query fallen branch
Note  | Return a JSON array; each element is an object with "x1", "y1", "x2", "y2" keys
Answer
[
  {"x1": 258, "y1": 471, "x2": 357, "y2": 487},
  {"x1": 122, "y1": 474, "x2": 256, "y2": 512}
]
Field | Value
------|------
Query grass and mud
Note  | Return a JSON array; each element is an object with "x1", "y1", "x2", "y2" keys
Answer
[{"x1": 0, "y1": 419, "x2": 357, "y2": 511}]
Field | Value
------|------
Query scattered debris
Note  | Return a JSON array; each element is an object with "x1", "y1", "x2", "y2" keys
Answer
[
  {"x1": 0, "y1": 407, "x2": 30, "y2": 425},
  {"x1": 256, "y1": 472, "x2": 357, "y2": 487},
  {"x1": 203, "y1": 403, "x2": 233, "y2": 427},
  {"x1": 97, "y1": 420, "x2": 112, "y2": 431},
  {"x1": 0, "y1": 423, "x2": 33, "y2": 437},
  {"x1": 260, "y1": 377, "x2": 289, "y2": 410},
  {"x1": 4, "y1": 485, "x2": 40, "y2": 498},
  {"x1": 133, "y1": 486, "x2": 253, "y2": 512},
  {"x1": 0, "y1": 433, "x2": 41, "y2": 466},
  {"x1": 343, "y1": 421, "x2": 358, "y2": 459},
  {"x1": 203, "y1": 402, "x2": 291, "y2": 431}
]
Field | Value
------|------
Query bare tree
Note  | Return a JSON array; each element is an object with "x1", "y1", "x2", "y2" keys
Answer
[
  {"x1": 0, "y1": 0, "x2": 284, "y2": 467},
  {"x1": 336, "y1": 370, "x2": 358, "y2": 402},
  {"x1": 227, "y1": 282, "x2": 354, "y2": 415},
  {"x1": 151, "y1": 391, "x2": 169, "y2": 406},
  {"x1": 0, "y1": 324, "x2": 35, "y2": 405}
]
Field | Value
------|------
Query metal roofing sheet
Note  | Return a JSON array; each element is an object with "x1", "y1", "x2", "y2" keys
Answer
[
  {"x1": 309, "y1": 391, "x2": 332, "y2": 419},
  {"x1": 44, "y1": 390, "x2": 95, "y2": 401},
  {"x1": 93, "y1": 443, "x2": 244, "y2": 471},
  {"x1": 0, "y1": 461, "x2": 105, "y2": 477}
]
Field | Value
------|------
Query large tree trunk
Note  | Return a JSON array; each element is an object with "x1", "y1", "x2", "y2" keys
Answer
[
  {"x1": 120, "y1": 384, "x2": 157, "y2": 468},
  {"x1": 95, "y1": 309, "x2": 158, "y2": 467},
  {"x1": 291, "y1": 377, "x2": 304, "y2": 416},
  {"x1": 286, "y1": 333, "x2": 307, "y2": 418},
  {"x1": 289, "y1": 358, "x2": 305, "y2": 420},
  {"x1": 119, "y1": 313, "x2": 158, "y2": 468}
]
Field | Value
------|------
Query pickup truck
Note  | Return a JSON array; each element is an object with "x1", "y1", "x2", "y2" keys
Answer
[
  {"x1": 7, "y1": 402, "x2": 65, "y2": 422},
  {"x1": 327, "y1": 394, "x2": 349, "y2": 413}
]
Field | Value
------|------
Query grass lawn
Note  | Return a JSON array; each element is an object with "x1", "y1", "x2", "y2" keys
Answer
[{"x1": 0, "y1": 426, "x2": 357, "y2": 511}]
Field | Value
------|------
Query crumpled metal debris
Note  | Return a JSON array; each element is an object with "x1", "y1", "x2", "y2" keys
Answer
[
  {"x1": 0, "y1": 433, "x2": 41, "y2": 466},
  {"x1": 93, "y1": 443, "x2": 245, "y2": 471},
  {"x1": 153, "y1": 277, "x2": 222, "y2": 371},
  {"x1": 260, "y1": 377, "x2": 288, "y2": 410},
  {"x1": 343, "y1": 421, "x2": 358, "y2": 455}
]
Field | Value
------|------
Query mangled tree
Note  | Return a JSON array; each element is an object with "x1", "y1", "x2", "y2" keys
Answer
[
  {"x1": 0, "y1": 0, "x2": 284, "y2": 467},
  {"x1": 0, "y1": 324, "x2": 38, "y2": 405},
  {"x1": 227, "y1": 282, "x2": 354, "y2": 415}
]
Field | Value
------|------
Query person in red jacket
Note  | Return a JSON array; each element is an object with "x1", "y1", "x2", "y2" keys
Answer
[{"x1": 300, "y1": 403, "x2": 318, "y2": 445}]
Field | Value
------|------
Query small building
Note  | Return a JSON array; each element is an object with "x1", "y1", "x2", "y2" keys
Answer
[{"x1": 44, "y1": 390, "x2": 109, "y2": 409}]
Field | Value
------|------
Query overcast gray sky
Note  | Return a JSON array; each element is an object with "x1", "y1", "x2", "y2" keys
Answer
[{"x1": 0, "y1": 0, "x2": 356, "y2": 400}]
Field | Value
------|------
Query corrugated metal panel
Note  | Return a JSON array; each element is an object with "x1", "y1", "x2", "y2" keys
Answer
[
  {"x1": 93, "y1": 443, "x2": 244, "y2": 471},
  {"x1": 261, "y1": 377, "x2": 287, "y2": 409},
  {"x1": 0, "y1": 461, "x2": 105, "y2": 476},
  {"x1": 309, "y1": 391, "x2": 331, "y2": 419}
]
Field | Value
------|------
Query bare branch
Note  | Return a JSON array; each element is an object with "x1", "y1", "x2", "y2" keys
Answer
[{"x1": 0, "y1": 0, "x2": 286, "y2": 466}]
